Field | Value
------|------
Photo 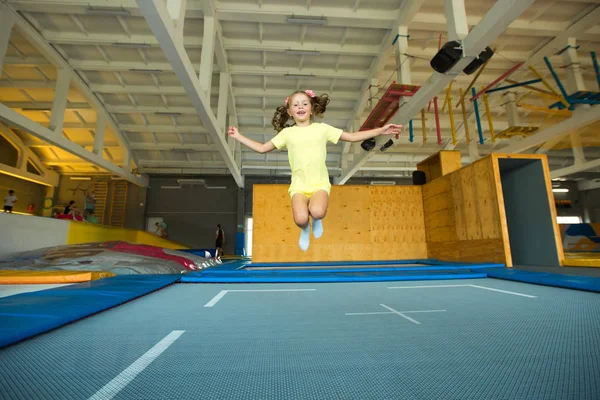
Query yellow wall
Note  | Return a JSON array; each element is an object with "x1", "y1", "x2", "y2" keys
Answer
[
  {"x1": 252, "y1": 185, "x2": 427, "y2": 262},
  {"x1": 67, "y1": 222, "x2": 188, "y2": 250}
]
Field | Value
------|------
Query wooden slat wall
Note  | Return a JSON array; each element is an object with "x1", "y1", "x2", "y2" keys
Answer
[
  {"x1": 424, "y1": 157, "x2": 508, "y2": 265},
  {"x1": 252, "y1": 185, "x2": 427, "y2": 262}
]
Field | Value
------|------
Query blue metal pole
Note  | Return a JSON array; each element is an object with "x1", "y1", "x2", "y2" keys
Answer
[
  {"x1": 544, "y1": 56, "x2": 569, "y2": 99},
  {"x1": 485, "y1": 78, "x2": 542, "y2": 94},
  {"x1": 472, "y1": 87, "x2": 484, "y2": 145},
  {"x1": 409, "y1": 119, "x2": 414, "y2": 142},
  {"x1": 592, "y1": 52, "x2": 600, "y2": 91}
]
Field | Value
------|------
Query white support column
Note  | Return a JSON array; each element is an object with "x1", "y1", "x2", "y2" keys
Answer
[
  {"x1": 166, "y1": 0, "x2": 187, "y2": 38},
  {"x1": 505, "y1": 92, "x2": 520, "y2": 126},
  {"x1": 368, "y1": 79, "x2": 379, "y2": 110},
  {"x1": 570, "y1": 131, "x2": 586, "y2": 165},
  {"x1": 394, "y1": 26, "x2": 411, "y2": 85},
  {"x1": 562, "y1": 38, "x2": 586, "y2": 93},
  {"x1": 200, "y1": 16, "x2": 216, "y2": 97},
  {"x1": 445, "y1": 0, "x2": 469, "y2": 42},
  {"x1": 0, "y1": 11, "x2": 16, "y2": 73},
  {"x1": 48, "y1": 68, "x2": 71, "y2": 133},
  {"x1": 218, "y1": 73, "x2": 234, "y2": 151},
  {"x1": 93, "y1": 113, "x2": 106, "y2": 155},
  {"x1": 337, "y1": 0, "x2": 535, "y2": 184},
  {"x1": 468, "y1": 140, "x2": 480, "y2": 162},
  {"x1": 123, "y1": 150, "x2": 131, "y2": 172}
]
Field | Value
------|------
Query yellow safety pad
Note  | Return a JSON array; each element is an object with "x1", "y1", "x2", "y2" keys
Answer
[{"x1": 0, "y1": 270, "x2": 115, "y2": 284}]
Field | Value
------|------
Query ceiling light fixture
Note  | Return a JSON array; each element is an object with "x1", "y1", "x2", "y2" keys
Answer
[
  {"x1": 284, "y1": 73, "x2": 316, "y2": 78},
  {"x1": 129, "y1": 69, "x2": 163, "y2": 74},
  {"x1": 85, "y1": 7, "x2": 130, "y2": 17},
  {"x1": 112, "y1": 42, "x2": 151, "y2": 49},
  {"x1": 552, "y1": 188, "x2": 569, "y2": 193},
  {"x1": 70, "y1": 177, "x2": 92, "y2": 181},
  {"x1": 285, "y1": 50, "x2": 321, "y2": 56},
  {"x1": 177, "y1": 179, "x2": 205, "y2": 185},
  {"x1": 287, "y1": 17, "x2": 327, "y2": 25},
  {"x1": 155, "y1": 112, "x2": 182, "y2": 117}
]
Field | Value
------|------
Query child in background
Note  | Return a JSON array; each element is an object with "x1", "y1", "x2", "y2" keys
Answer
[
  {"x1": 228, "y1": 90, "x2": 401, "y2": 251},
  {"x1": 3, "y1": 190, "x2": 17, "y2": 213}
]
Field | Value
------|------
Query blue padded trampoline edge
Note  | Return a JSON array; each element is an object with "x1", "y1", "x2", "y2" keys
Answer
[
  {"x1": 181, "y1": 272, "x2": 488, "y2": 283},
  {"x1": 486, "y1": 268, "x2": 600, "y2": 293},
  {"x1": 0, "y1": 274, "x2": 181, "y2": 349}
]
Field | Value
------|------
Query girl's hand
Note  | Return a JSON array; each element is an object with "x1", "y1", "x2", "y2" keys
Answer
[
  {"x1": 381, "y1": 124, "x2": 402, "y2": 138},
  {"x1": 228, "y1": 126, "x2": 241, "y2": 139}
]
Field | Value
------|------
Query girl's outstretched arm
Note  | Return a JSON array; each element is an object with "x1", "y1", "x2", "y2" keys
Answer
[
  {"x1": 228, "y1": 126, "x2": 276, "y2": 154},
  {"x1": 339, "y1": 123, "x2": 402, "y2": 142}
]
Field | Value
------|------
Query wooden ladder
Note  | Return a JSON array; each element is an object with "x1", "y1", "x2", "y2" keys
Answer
[
  {"x1": 109, "y1": 182, "x2": 128, "y2": 227},
  {"x1": 92, "y1": 182, "x2": 108, "y2": 224}
]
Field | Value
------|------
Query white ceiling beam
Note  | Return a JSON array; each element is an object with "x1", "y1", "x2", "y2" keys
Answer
[
  {"x1": 0, "y1": 103, "x2": 148, "y2": 186},
  {"x1": 131, "y1": 143, "x2": 215, "y2": 151},
  {"x1": 234, "y1": 88, "x2": 361, "y2": 101},
  {"x1": 93, "y1": 113, "x2": 106, "y2": 155},
  {"x1": 223, "y1": 38, "x2": 379, "y2": 56},
  {"x1": 337, "y1": 0, "x2": 536, "y2": 184},
  {"x1": 121, "y1": 124, "x2": 207, "y2": 133},
  {"x1": 199, "y1": 13, "x2": 216, "y2": 97},
  {"x1": 345, "y1": 0, "x2": 427, "y2": 147},
  {"x1": 1, "y1": 4, "x2": 139, "y2": 169},
  {"x1": 136, "y1": 0, "x2": 243, "y2": 187},
  {"x1": 3, "y1": 102, "x2": 91, "y2": 110},
  {"x1": 48, "y1": 69, "x2": 72, "y2": 133},
  {"x1": 214, "y1": 2, "x2": 600, "y2": 38},
  {"x1": 551, "y1": 158, "x2": 600, "y2": 179},
  {"x1": 0, "y1": 122, "x2": 60, "y2": 186},
  {"x1": 0, "y1": 10, "x2": 16, "y2": 73},
  {"x1": 525, "y1": 5, "x2": 600, "y2": 67},
  {"x1": 498, "y1": 105, "x2": 600, "y2": 154}
]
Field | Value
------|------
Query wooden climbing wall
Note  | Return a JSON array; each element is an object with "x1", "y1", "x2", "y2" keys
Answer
[
  {"x1": 252, "y1": 185, "x2": 427, "y2": 262},
  {"x1": 423, "y1": 156, "x2": 510, "y2": 265}
]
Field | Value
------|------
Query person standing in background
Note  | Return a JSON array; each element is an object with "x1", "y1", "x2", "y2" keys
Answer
[
  {"x1": 84, "y1": 190, "x2": 96, "y2": 218},
  {"x1": 3, "y1": 190, "x2": 17, "y2": 213},
  {"x1": 215, "y1": 224, "x2": 225, "y2": 259}
]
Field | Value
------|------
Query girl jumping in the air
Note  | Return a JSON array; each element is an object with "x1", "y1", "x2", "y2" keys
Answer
[{"x1": 228, "y1": 90, "x2": 402, "y2": 251}]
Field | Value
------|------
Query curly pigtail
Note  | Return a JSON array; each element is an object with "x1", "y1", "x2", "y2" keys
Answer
[
  {"x1": 311, "y1": 93, "x2": 329, "y2": 118},
  {"x1": 271, "y1": 105, "x2": 292, "y2": 133}
]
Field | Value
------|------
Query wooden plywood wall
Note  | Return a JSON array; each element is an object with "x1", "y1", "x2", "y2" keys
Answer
[
  {"x1": 423, "y1": 156, "x2": 510, "y2": 265},
  {"x1": 252, "y1": 185, "x2": 427, "y2": 263}
]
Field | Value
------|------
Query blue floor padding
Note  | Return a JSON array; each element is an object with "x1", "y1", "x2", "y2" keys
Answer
[
  {"x1": 487, "y1": 268, "x2": 600, "y2": 293},
  {"x1": 0, "y1": 274, "x2": 180, "y2": 349},
  {"x1": 182, "y1": 269, "x2": 487, "y2": 283}
]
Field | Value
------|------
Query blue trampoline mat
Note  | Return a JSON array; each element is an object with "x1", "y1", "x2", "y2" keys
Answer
[
  {"x1": 0, "y1": 274, "x2": 180, "y2": 349},
  {"x1": 487, "y1": 268, "x2": 600, "y2": 293},
  {"x1": 182, "y1": 269, "x2": 488, "y2": 283}
]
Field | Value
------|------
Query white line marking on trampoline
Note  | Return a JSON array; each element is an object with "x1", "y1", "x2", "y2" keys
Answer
[
  {"x1": 346, "y1": 310, "x2": 446, "y2": 316},
  {"x1": 469, "y1": 284, "x2": 537, "y2": 298},
  {"x1": 203, "y1": 289, "x2": 317, "y2": 307},
  {"x1": 387, "y1": 284, "x2": 536, "y2": 298},
  {"x1": 380, "y1": 304, "x2": 423, "y2": 324},
  {"x1": 88, "y1": 330, "x2": 184, "y2": 400},
  {"x1": 204, "y1": 290, "x2": 228, "y2": 307}
]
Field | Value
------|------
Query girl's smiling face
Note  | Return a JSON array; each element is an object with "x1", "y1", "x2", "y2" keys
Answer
[{"x1": 288, "y1": 93, "x2": 312, "y2": 123}]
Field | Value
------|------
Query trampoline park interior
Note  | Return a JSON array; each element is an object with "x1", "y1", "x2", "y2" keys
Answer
[{"x1": 2, "y1": 0, "x2": 600, "y2": 399}]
